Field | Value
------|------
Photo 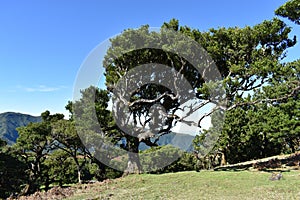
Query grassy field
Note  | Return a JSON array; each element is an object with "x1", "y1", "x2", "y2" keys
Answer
[{"x1": 66, "y1": 170, "x2": 300, "y2": 200}]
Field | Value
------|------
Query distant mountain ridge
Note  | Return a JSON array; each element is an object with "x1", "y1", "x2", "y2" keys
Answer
[
  {"x1": 0, "y1": 112, "x2": 195, "y2": 151},
  {"x1": 0, "y1": 112, "x2": 41, "y2": 145},
  {"x1": 139, "y1": 132, "x2": 195, "y2": 152}
]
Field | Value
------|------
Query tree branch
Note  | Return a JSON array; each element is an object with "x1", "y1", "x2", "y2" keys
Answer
[
  {"x1": 197, "y1": 106, "x2": 221, "y2": 128},
  {"x1": 227, "y1": 84, "x2": 300, "y2": 111},
  {"x1": 128, "y1": 92, "x2": 177, "y2": 107}
]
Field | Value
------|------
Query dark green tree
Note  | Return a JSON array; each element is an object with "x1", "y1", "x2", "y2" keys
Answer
[
  {"x1": 51, "y1": 120, "x2": 89, "y2": 183},
  {"x1": 43, "y1": 149, "x2": 77, "y2": 187},
  {"x1": 194, "y1": 42, "x2": 300, "y2": 165},
  {"x1": 102, "y1": 16, "x2": 296, "y2": 172},
  {"x1": 103, "y1": 20, "x2": 222, "y2": 173},
  {"x1": 252, "y1": 59, "x2": 300, "y2": 154},
  {"x1": 276, "y1": 0, "x2": 300, "y2": 25},
  {"x1": 0, "y1": 139, "x2": 27, "y2": 198},
  {"x1": 69, "y1": 86, "x2": 119, "y2": 180},
  {"x1": 12, "y1": 111, "x2": 64, "y2": 194},
  {"x1": 13, "y1": 121, "x2": 52, "y2": 194}
]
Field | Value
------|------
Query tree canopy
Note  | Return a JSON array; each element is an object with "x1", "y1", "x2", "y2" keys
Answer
[
  {"x1": 101, "y1": 14, "x2": 299, "y2": 172},
  {"x1": 276, "y1": 0, "x2": 300, "y2": 25}
]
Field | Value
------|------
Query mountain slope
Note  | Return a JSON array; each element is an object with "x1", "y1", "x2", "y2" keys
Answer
[
  {"x1": 0, "y1": 112, "x2": 41, "y2": 145},
  {"x1": 139, "y1": 132, "x2": 195, "y2": 152}
]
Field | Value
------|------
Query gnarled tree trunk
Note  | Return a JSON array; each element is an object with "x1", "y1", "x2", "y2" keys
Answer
[{"x1": 124, "y1": 137, "x2": 141, "y2": 175}]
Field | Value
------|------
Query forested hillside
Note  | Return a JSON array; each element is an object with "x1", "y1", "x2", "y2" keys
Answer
[{"x1": 0, "y1": 112, "x2": 41, "y2": 145}]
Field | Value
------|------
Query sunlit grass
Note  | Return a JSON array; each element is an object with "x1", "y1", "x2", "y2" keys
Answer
[{"x1": 67, "y1": 170, "x2": 300, "y2": 200}]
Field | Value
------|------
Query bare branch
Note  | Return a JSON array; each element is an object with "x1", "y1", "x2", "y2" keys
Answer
[
  {"x1": 227, "y1": 84, "x2": 300, "y2": 111},
  {"x1": 128, "y1": 92, "x2": 177, "y2": 107},
  {"x1": 197, "y1": 105, "x2": 221, "y2": 128},
  {"x1": 140, "y1": 137, "x2": 158, "y2": 147},
  {"x1": 179, "y1": 100, "x2": 211, "y2": 121}
]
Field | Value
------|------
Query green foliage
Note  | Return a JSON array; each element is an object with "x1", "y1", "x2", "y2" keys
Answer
[
  {"x1": 70, "y1": 86, "x2": 118, "y2": 142},
  {"x1": 195, "y1": 93, "x2": 300, "y2": 165},
  {"x1": 12, "y1": 120, "x2": 53, "y2": 194},
  {"x1": 165, "y1": 152, "x2": 197, "y2": 172},
  {"x1": 69, "y1": 86, "x2": 119, "y2": 180},
  {"x1": 139, "y1": 145, "x2": 197, "y2": 173},
  {"x1": 102, "y1": 19, "x2": 219, "y2": 173},
  {"x1": 43, "y1": 150, "x2": 77, "y2": 186},
  {"x1": 102, "y1": 13, "x2": 297, "y2": 173},
  {"x1": 51, "y1": 119, "x2": 91, "y2": 184},
  {"x1": 198, "y1": 18, "x2": 295, "y2": 105},
  {"x1": 0, "y1": 138, "x2": 7, "y2": 150},
  {"x1": 192, "y1": 11, "x2": 299, "y2": 166},
  {"x1": 276, "y1": 0, "x2": 300, "y2": 25},
  {"x1": 0, "y1": 139, "x2": 28, "y2": 198},
  {"x1": 41, "y1": 110, "x2": 64, "y2": 122},
  {"x1": 139, "y1": 145, "x2": 183, "y2": 173}
]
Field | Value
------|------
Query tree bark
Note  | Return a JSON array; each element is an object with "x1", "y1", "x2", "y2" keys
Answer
[
  {"x1": 21, "y1": 181, "x2": 37, "y2": 196},
  {"x1": 220, "y1": 151, "x2": 227, "y2": 166},
  {"x1": 77, "y1": 169, "x2": 82, "y2": 184},
  {"x1": 92, "y1": 158, "x2": 106, "y2": 181},
  {"x1": 124, "y1": 136, "x2": 141, "y2": 175},
  {"x1": 74, "y1": 158, "x2": 82, "y2": 184},
  {"x1": 44, "y1": 175, "x2": 50, "y2": 191}
]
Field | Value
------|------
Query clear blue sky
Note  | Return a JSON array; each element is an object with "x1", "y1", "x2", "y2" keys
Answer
[{"x1": 0, "y1": 0, "x2": 299, "y2": 117}]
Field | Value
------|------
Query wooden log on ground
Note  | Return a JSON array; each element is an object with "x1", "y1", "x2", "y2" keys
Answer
[{"x1": 214, "y1": 151, "x2": 300, "y2": 171}]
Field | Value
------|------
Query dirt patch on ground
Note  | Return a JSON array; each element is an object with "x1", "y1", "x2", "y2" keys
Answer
[
  {"x1": 8, "y1": 186, "x2": 75, "y2": 200},
  {"x1": 9, "y1": 179, "x2": 114, "y2": 200}
]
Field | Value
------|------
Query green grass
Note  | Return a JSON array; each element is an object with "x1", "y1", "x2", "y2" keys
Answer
[{"x1": 67, "y1": 170, "x2": 300, "y2": 200}]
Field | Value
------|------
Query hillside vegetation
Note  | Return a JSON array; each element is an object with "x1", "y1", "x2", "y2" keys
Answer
[
  {"x1": 0, "y1": 112, "x2": 41, "y2": 145},
  {"x1": 17, "y1": 170, "x2": 300, "y2": 200}
]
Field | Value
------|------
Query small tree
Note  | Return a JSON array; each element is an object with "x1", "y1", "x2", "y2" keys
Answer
[
  {"x1": 69, "y1": 86, "x2": 119, "y2": 180},
  {"x1": 0, "y1": 139, "x2": 27, "y2": 198},
  {"x1": 13, "y1": 121, "x2": 53, "y2": 194},
  {"x1": 51, "y1": 120, "x2": 89, "y2": 183},
  {"x1": 43, "y1": 149, "x2": 77, "y2": 187},
  {"x1": 12, "y1": 111, "x2": 64, "y2": 194}
]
